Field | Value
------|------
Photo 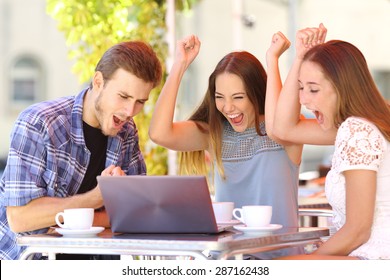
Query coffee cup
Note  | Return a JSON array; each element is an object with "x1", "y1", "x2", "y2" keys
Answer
[
  {"x1": 232, "y1": 205, "x2": 272, "y2": 227},
  {"x1": 55, "y1": 208, "x2": 94, "y2": 230},
  {"x1": 212, "y1": 202, "x2": 234, "y2": 223}
]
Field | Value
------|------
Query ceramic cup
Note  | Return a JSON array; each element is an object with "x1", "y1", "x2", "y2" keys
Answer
[
  {"x1": 55, "y1": 208, "x2": 94, "y2": 230},
  {"x1": 212, "y1": 202, "x2": 234, "y2": 223},
  {"x1": 232, "y1": 205, "x2": 272, "y2": 227}
]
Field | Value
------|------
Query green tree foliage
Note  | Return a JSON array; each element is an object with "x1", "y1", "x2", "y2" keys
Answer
[{"x1": 46, "y1": 0, "x2": 199, "y2": 175}]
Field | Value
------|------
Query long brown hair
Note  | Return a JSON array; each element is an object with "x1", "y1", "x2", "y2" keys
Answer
[
  {"x1": 179, "y1": 51, "x2": 267, "y2": 179},
  {"x1": 304, "y1": 40, "x2": 390, "y2": 140}
]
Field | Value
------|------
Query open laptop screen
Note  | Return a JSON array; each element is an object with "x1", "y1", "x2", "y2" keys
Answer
[{"x1": 98, "y1": 175, "x2": 225, "y2": 234}]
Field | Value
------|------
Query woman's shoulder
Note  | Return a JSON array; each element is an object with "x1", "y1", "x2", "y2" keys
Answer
[
  {"x1": 335, "y1": 117, "x2": 388, "y2": 170},
  {"x1": 338, "y1": 116, "x2": 387, "y2": 150},
  {"x1": 340, "y1": 116, "x2": 383, "y2": 136},
  {"x1": 342, "y1": 116, "x2": 373, "y2": 126}
]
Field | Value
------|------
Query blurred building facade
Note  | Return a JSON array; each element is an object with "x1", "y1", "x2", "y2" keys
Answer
[
  {"x1": 1, "y1": 0, "x2": 389, "y2": 172},
  {"x1": 0, "y1": 0, "x2": 81, "y2": 164},
  {"x1": 175, "y1": 0, "x2": 390, "y2": 113},
  {"x1": 174, "y1": 0, "x2": 390, "y2": 172}
]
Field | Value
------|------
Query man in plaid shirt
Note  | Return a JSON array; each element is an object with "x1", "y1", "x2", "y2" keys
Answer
[{"x1": 0, "y1": 40, "x2": 162, "y2": 260}]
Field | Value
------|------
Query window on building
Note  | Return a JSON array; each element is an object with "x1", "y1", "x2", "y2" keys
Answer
[
  {"x1": 373, "y1": 70, "x2": 390, "y2": 101},
  {"x1": 10, "y1": 56, "x2": 44, "y2": 108}
]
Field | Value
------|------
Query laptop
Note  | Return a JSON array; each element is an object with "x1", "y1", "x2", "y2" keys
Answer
[{"x1": 97, "y1": 175, "x2": 231, "y2": 234}]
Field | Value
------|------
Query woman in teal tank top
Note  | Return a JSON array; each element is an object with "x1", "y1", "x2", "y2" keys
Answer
[{"x1": 149, "y1": 33, "x2": 303, "y2": 258}]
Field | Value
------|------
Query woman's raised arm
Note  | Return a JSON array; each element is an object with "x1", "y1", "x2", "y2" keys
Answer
[
  {"x1": 273, "y1": 23, "x2": 336, "y2": 145},
  {"x1": 149, "y1": 35, "x2": 209, "y2": 152}
]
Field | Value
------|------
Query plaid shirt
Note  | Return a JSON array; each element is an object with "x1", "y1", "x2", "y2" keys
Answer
[{"x1": 0, "y1": 89, "x2": 146, "y2": 259}]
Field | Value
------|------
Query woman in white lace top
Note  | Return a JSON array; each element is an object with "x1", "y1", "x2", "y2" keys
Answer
[{"x1": 273, "y1": 24, "x2": 390, "y2": 260}]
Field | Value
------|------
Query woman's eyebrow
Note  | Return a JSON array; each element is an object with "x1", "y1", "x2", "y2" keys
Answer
[{"x1": 298, "y1": 79, "x2": 320, "y2": 85}]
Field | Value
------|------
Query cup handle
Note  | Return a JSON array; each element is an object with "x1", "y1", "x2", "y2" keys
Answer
[
  {"x1": 232, "y1": 208, "x2": 244, "y2": 223},
  {"x1": 55, "y1": 212, "x2": 66, "y2": 228}
]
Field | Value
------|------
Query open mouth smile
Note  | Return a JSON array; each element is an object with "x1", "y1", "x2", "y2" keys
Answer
[{"x1": 227, "y1": 113, "x2": 244, "y2": 125}]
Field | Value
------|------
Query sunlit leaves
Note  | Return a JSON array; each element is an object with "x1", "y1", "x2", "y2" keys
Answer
[{"x1": 46, "y1": 0, "x2": 200, "y2": 174}]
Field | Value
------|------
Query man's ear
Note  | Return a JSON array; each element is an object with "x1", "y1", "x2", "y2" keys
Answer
[{"x1": 92, "y1": 71, "x2": 104, "y2": 90}]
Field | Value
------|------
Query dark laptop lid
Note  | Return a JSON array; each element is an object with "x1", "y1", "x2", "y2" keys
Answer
[{"x1": 98, "y1": 175, "x2": 227, "y2": 234}]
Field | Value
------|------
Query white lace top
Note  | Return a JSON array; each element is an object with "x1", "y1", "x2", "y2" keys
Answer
[{"x1": 325, "y1": 117, "x2": 390, "y2": 259}]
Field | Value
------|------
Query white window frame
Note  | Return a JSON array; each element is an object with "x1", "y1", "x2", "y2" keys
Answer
[{"x1": 9, "y1": 55, "x2": 44, "y2": 111}]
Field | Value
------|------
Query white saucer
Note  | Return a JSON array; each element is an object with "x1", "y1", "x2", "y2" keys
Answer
[
  {"x1": 55, "y1": 226, "x2": 104, "y2": 238},
  {"x1": 217, "y1": 219, "x2": 241, "y2": 225},
  {"x1": 233, "y1": 224, "x2": 283, "y2": 234}
]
